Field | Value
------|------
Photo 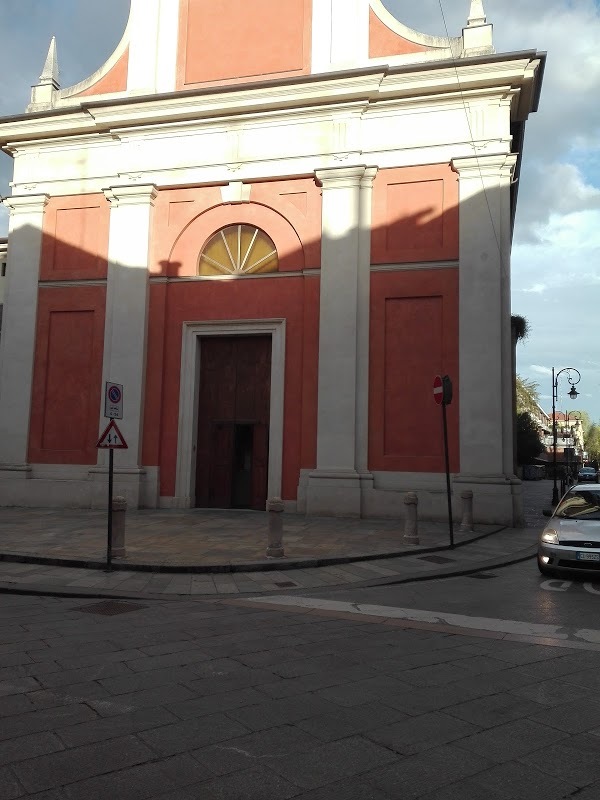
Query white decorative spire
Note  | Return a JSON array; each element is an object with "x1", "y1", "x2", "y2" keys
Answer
[
  {"x1": 28, "y1": 36, "x2": 61, "y2": 111},
  {"x1": 468, "y1": 0, "x2": 487, "y2": 27},
  {"x1": 39, "y1": 36, "x2": 60, "y2": 87},
  {"x1": 462, "y1": 0, "x2": 493, "y2": 56}
]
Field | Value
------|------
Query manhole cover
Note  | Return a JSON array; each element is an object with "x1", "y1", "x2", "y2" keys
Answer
[
  {"x1": 468, "y1": 573, "x2": 497, "y2": 580},
  {"x1": 71, "y1": 600, "x2": 148, "y2": 616},
  {"x1": 274, "y1": 581, "x2": 297, "y2": 588},
  {"x1": 419, "y1": 555, "x2": 455, "y2": 564}
]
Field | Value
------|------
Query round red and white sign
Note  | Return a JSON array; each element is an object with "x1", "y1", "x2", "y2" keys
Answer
[{"x1": 433, "y1": 375, "x2": 443, "y2": 405}]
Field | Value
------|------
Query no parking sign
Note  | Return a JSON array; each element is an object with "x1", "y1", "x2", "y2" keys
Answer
[{"x1": 104, "y1": 382, "x2": 123, "y2": 419}]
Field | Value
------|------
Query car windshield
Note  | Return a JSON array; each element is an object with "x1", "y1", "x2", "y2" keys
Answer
[
  {"x1": 580, "y1": 468, "x2": 594, "y2": 474},
  {"x1": 555, "y1": 489, "x2": 600, "y2": 520}
]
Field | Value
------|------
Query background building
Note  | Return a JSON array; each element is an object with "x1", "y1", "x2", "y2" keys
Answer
[{"x1": 0, "y1": 0, "x2": 544, "y2": 524}]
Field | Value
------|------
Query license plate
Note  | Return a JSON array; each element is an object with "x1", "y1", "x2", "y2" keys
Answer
[{"x1": 576, "y1": 552, "x2": 600, "y2": 562}]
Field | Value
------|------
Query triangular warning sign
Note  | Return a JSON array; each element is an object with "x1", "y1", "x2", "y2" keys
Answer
[{"x1": 96, "y1": 419, "x2": 128, "y2": 449}]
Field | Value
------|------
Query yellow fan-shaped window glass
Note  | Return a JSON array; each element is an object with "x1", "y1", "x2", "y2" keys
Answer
[{"x1": 199, "y1": 225, "x2": 278, "y2": 276}]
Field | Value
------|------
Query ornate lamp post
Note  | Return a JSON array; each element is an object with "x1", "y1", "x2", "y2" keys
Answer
[
  {"x1": 560, "y1": 410, "x2": 582, "y2": 483},
  {"x1": 551, "y1": 368, "x2": 581, "y2": 505}
]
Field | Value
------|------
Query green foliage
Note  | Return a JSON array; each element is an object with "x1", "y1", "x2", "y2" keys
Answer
[
  {"x1": 515, "y1": 375, "x2": 540, "y2": 415},
  {"x1": 571, "y1": 410, "x2": 593, "y2": 436},
  {"x1": 586, "y1": 424, "x2": 600, "y2": 461},
  {"x1": 516, "y1": 411, "x2": 545, "y2": 465}
]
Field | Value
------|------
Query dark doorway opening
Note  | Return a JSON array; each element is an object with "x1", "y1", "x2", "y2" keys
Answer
[
  {"x1": 232, "y1": 423, "x2": 253, "y2": 508},
  {"x1": 195, "y1": 336, "x2": 271, "y2": 510}
]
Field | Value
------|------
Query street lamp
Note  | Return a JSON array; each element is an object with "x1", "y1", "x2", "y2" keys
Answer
[
  {"x1": 560, "y1": 410, "x2": 582, "y2": 483},
  {"x1": 551, "y1": 367, "x2": 581, "y2": 505}
]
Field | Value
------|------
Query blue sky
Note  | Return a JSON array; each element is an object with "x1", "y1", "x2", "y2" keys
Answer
[{"x1": 0, "y1": 0, "x2": 599, "y2": 421}]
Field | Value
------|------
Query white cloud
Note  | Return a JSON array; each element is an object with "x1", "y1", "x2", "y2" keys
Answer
[
  {"x1": 522, "y1": 284, "x2": 548, "y2": 294},
  {"x1": 531, "y1": 365, "x2": 553, "y2": 377}
]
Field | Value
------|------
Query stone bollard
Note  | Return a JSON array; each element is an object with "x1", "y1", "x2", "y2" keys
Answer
[
  {"x1": 266, "y1": 497, "x2": 285, "y2": 558},
  {"x1": 403, "y1": 492, "x2": 419, "y2": 544},
  {"x1": 460, "y1": 490, "x2": 474, "y2": 533},
  {"x1": 111, "y1": 496, "x2": 127, "y2": 558}
]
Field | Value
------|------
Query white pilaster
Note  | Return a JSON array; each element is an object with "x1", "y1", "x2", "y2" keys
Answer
[
  {"x1": 0, "y1": 194, "x2": 49, "y2": 473},
  {"x1": 356, "y1": 167, "x2": 378, "y2": 476},
  {"x1": 452, "y1": 153, "x2": 521, "y2": 524},
  {"x1": 96, "y1": 184, "x2": 157, "y2": 505},
  {"x1": 127, "y1": 0, "x2": 180, "y2": 95},
  {"x1": 306, "y1": 165, "x2": 371, "y2": 516},
  {"x1": 312, "y1": 0, "x2": 369, "y2": 73}
]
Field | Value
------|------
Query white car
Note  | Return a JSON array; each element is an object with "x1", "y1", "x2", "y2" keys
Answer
[{"x1": 538, "y1": 484, "x2": 600, "y2": 576}]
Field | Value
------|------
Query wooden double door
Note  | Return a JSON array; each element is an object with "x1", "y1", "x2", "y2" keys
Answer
[{"x1": 195, "y1": 336, "x2": 271, "y2": 510}]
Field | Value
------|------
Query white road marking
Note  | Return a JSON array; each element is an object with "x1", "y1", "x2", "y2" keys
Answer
[
  {"x1": 540, "y1": 579, "x2": 573, "y2": 592},
  {"x1": 247, "y1": 596, "x2": 569, "y2": 639}
]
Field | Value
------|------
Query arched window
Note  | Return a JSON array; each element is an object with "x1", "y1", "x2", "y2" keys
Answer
[{"x1": 198, "y1": 225, "x2": 278, "y2": 276}]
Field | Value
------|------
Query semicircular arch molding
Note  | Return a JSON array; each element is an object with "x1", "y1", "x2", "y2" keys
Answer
[{"x1": 168, "y1": 202, "x2": 306, "y2": 277}]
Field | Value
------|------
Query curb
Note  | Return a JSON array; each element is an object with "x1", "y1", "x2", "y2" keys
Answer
[{"x1": 0, "y1": 546, "x2": 538, "y2": 602}]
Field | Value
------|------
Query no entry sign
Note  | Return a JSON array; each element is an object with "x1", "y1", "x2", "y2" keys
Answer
[
  {"x1": 433, "y1": 375, "x2": 453, "y2": 406},
  {"x1": 433, "y1": 375, "x2": 444, "y2": 405}
]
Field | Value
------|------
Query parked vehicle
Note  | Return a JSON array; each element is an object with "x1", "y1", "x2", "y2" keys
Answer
[
  {"x1": 578, "y1": 467, "x2": 598, "y2": 482},
  {"x1": 538, "y1": 485, "x2": 600, "y2": 576}
]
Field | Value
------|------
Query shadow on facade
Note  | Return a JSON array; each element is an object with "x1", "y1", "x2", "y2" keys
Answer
[{"x1": 0, "y1": 176, "x2": 515, "y2": 523}]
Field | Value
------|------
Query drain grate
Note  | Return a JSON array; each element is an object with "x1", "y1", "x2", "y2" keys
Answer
[
  {"x1": 419, "y1": 555, "x2": 455, "y2": 564},
  {"x1": 274, "y1": 581, "x2": 298, "y2": 588},
  {"x1": 468, "y1": 573, "x2": 498, "y2": 580},
  {"x1": 72, "y1": 600, "x2": 148, "y2": 616}
]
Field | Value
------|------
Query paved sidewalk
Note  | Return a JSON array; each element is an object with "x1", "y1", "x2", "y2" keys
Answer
[{"x1": 0, "y1": 481, "x2": 549, "y2": 598}]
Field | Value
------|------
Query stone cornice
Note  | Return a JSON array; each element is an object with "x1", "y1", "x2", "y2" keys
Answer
[
  {"x1": 103, "y1": 185, "x2": 158, "y2": 207},
  {"x1": 451, "y1": 153, "x2": 519, "y2": 180},
  {"x1": 315, "y1": 166, "x2": 372, "y2": 189},
  {"x1": 0, "y1": 54, "x2": 544, "y2": 148},
  {"x1": 2, "y1": 194, "x2": 50, "y2": 215}
]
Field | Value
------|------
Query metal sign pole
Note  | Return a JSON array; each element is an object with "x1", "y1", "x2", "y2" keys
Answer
[
  {"x1": 442, "y1": 400, "x2": 455, "y2": 549},
  {"x1": 107, "y1": 448, "x2": 114, "y2": 571}
]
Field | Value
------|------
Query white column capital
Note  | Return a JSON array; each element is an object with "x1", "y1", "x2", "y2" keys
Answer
[
  {"x1": 103, "y1": 185, "x2": 158, "y2": 207},
  {"x1": 315, "y1": 166, "x2": 373, "y2": 190},
  {"x1": 360, "y1": 167, "x2": 379, "y2": 187},
  {"x1": 451, "y1": 154, "x2": 518, "y2": 182},
  {"x1": 2, "y1": 194, "x2": 50, "y2": 216}
]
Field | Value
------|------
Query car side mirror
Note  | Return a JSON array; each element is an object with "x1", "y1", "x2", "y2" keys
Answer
[{"x1": 542, "y1": 509, "x2": 553, "y2": 517}]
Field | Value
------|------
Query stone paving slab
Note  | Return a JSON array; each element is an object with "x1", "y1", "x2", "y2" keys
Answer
[
  {"x1": 0, "y1": 528, "x2": 537, "y2": 598},
  {"x1": 0, "y1": 590, "x2": 598, "y2": 799},
  {"x1": 0, "y1": 481, "x2": 549, "y2": 598},
  {"x1": 0, "y1": 506, "x2": 489, "y2": 569}
]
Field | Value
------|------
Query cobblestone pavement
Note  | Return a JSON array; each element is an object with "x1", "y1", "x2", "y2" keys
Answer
[
  {"x1": 0, "y1": 526, "x2": 537, "y2": 597},
  {"x1": 0, "y1": 506, "x2": 499, "y2": 567},
  {"x1": 0, "y1": 590, "x2": 599, "y2": 799},
  {"x1": 0, "y1": 481, "x2": 550, "y2": 597}
]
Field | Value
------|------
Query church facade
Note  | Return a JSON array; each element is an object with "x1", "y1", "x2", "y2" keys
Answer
[{"x1": 0, "y1": 1, "x2": 544, "y2": 524}]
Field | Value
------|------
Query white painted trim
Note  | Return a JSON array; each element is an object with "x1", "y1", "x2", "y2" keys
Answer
[
  {"x1": 148, "y1": 271, "x2": 318, "y2": 285},
  {"x1": 39, "y1": 280, "x2": 108, "y2": 288},
  {"x1": 174, "y1": 319, "x2": 286, "y2": 508},
  {"x1": 369, "y1": 0, "x2": 459, "y2": 51},
  {"x1": 59, "y1": 6, "x2": 132, "y2": 100},
  {"x1": 311, "y1": 0, "x2": 333, "y2": 74},
  {"x1": 370, "y1": 261, "x2": 459, "y2": 272},
  {"x1": 156, "y1": 0, "x2": 180, "y2": 94}
]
